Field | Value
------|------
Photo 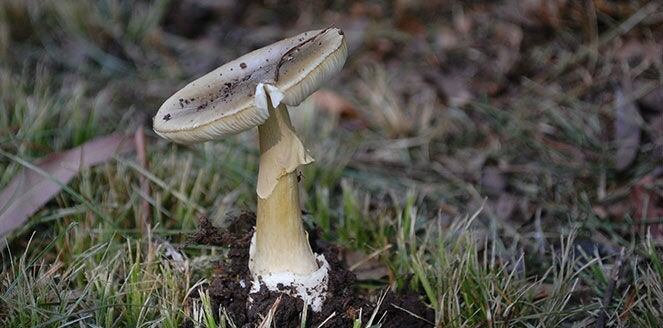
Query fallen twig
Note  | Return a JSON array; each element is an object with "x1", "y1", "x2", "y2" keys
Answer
[{"x1": 134, "y1": 126, "x2": 151, "y2": 232}]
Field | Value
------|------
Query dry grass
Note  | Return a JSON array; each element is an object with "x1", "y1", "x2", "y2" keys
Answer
[{"x1": 1, "y1": 0, "x2": 662, "y2": 327}]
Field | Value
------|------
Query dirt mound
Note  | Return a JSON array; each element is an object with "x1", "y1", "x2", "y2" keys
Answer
[{"x1": 187, "y1": 214, "x2": 434, "y2": 327}]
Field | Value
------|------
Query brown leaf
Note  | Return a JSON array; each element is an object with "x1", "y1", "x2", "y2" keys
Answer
[
  {"x1": 0, "y1": 133, "x2": 135, "y2": 238},
  {"x1": 614, "y1": 88, "x2": 641, "y2": 171},
  {"x1": 349, "y1": 2, "x2": 383, "y2": 18},
  {"x1": 396, "y1": 13, "x2": 427, "y2": 37},
  {"x1": 517, "y1": 0, "x2": 566, "y2": 29},
  {"x1": 594, "y1": 0, "x2": 647, "y2": 18},
  {"x1": 631, "y1": 171, "x2": 663, "y2": 239},
  {"x1": 312, "y1": 90, "x2": 367, "y2": 129},
  {"x1": 344, "y1": 245, "x2": 391, "y2": 281}
]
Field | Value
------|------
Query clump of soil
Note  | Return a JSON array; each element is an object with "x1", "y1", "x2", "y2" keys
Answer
[{"x1": 187, "y1": 214, "x2": 434, "y2": 327}]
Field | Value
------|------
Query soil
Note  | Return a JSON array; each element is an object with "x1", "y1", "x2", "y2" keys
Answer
[{"x1": 186, "y1": 214, "x2": 434, "y2": 327}]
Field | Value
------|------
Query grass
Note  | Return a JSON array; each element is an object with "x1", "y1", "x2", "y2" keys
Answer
[{"x1": 1, "y1": 0, "x2": 662, "y2": 327}]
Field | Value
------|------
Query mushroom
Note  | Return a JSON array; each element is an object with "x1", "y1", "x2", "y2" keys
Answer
[{"x1": 153, "y1": 28, "x2": 347, "y2": 311}]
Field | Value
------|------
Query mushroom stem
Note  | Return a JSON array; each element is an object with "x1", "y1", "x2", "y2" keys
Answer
[{"x1": 252, "y1": 103, "x2": 318, "y2": 276}]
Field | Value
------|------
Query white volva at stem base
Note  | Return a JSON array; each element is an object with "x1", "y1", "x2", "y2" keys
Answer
[{"x1": 249, "y1": 233, "x2": 330, "y2": 312}]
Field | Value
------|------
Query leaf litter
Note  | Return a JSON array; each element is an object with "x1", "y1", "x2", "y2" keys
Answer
[{"x1": 0, "y1": 133, "x2": 135, "y2": 238}]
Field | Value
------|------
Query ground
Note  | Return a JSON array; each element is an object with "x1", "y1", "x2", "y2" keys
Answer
[{"x1": 1, "y1": 0, "x2": 662, "y2": 327}]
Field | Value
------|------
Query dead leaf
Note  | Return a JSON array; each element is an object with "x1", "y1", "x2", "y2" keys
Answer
[
  {"x1": 312, "y1": 90, "x2": 367, "y2": 129},
  {"x1": 631, "y1": 170, "x2": 663, "y2": 239},
  {"x1": 0, "y1": 133, "x2": 135, "y2": 238},
  {"x1": 349, "y1": 2, "x2": 383, "y2": 18},
  {"x1": 396, "y1": 13, "x2": 427, "y2": 37},
  {"x1": 614, "y1": 88, "x2": 642, "y2": 171},
  {"x1": 517, "y1": 0, "x2": 566, "y2": 29},
  {"x1": 594, "y1": 0, "x2": 647, "y2": 18},
  {"x1": 313, "y1": 90, "x2": 357, "y2": 118},
  {"x1": 345, "y1": 245, "x2": 391, "y2": 281}
]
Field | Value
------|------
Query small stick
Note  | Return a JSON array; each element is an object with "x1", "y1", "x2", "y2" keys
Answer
[
  {"x1": 349, "y1": 244, "x2": 392, "y2": 271},
  {"x1": 134, "y1": 127, "x2": 150, "y2": 233},
  {"x1": 390, "y1": 303, "x2": 434, "y2": 326},
  {"x1": 258, "y1": 295, "x2": 282, "y2": 328},
  {"x1": 316, "y1": 312, "x2": 336, "y2": 328}
]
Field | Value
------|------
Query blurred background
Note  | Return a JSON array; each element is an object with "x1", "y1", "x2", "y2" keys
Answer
[{"x1": 1, "y1": 0, "x2": 662, "y2": 327}]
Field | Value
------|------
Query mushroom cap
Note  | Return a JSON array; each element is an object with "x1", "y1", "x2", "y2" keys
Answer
[{"x1": 153, "y1": 28, "x2": 348, "y2": 144}]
